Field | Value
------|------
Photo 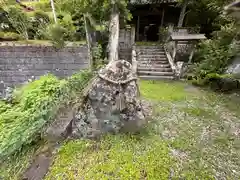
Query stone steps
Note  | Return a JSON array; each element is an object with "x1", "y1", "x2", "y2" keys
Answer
[
  {"x1": 136, "y1": 45, "x2": 174, "y2": 80},
  {"x1": 137, "y1": 50, "x2": 165, "y2": 54},
  {"x1": 138, "y1": 67, "x2": 172, "y2": 72},
  {"x1": 136, "y1": 46, "x2": 164, "y2": 50},
  {"x1": 138, "y1": 54, "x2": 166, "y2": 58},
  {"x1": 139, "y1": 75, "x2": 174, "y2": 80},
  {"x1": 138, "y1": 70, "x2": 174, "y2": 76},
  {"x1": 138, "y1": 60, "x2": 169, "y2": 64},
  {"x1": 138, "y1": 64, "x2": 171, "y2": 68},
  {"x1": 138, "y1": 57, "x2": 168, "y2": 63}
]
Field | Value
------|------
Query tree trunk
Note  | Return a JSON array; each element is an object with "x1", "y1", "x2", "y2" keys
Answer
[
  {"x1": 177, "y1": 0, "x2": 188, "y2": 27},
  {"x1": 50, "y1": 0, "x2": 57, "y2": 23},
  {"x1": 84, "y1": 14, "x2": 93, "y2": 70},
  {"x1": 108, "y1": 3, "x2": 119, "y2": 62}
]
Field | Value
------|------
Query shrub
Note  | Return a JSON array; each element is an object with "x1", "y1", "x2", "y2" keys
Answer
[
  {"x1": 24, "y1": 0, "x2": 51, "y2": 12},
  {"x1": 190, "y1": 23, "x2": 238, "y2": 88},
  {"x1": 32, "y1": 10, "x2": 51, "y2": 39},
  {"x1": 59, "y1": 13, "x2": 76, "y2": 41},
  {"x1": 92, "y1": 43, "x2": 106, "y2": 70},
  {"x1": 0, "y1": 32, "x2": 22, "y2": 41},
  {"x1": 0, "y1": 101, "x2": 11, "y2": 114},
  {"x1": 6, "y1": 6, "x2": 31, "y2": 40},
  {"x1": 0, "y1": 70, "x2": 93, "y2": 162},
  {"x1": 45, "y1": 23, "x2": 67, "y2": 48}
]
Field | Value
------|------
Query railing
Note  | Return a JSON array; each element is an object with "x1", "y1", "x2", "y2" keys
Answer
[
  {"x1": 131, "y1": 45, "x2": 138, "y2": 76},
  {"x1": 163, "y1": 44, "x2": 176, "y2": 76}
]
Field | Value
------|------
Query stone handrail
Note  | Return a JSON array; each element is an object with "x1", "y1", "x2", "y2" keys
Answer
[
  {"x1": 163, "y1": 44, "x2": 176, "y2": 73},
  {"x1": 131, "y1": 45, "x2": 138, "y2": 76}
]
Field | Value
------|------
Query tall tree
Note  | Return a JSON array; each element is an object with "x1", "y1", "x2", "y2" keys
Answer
[
  {"x1": 108, "y1": 1, "x2": 120, "y2": 62},
  {"x1": 50, "y1": 0, "x2": 57, "y2": 23},
  {"x1": 177, "y1": 0, "x2": 189, "y2": 27}
]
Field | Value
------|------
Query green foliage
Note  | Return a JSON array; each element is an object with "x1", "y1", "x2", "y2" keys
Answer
[
  {"x1": 31, "y1": 10, "x2": 51, "y2": 39},
  {"x1": 0, "y1": 70, "x2": 93, "y2": 162},
  {"x1": 194, "y1": 40, "x2": 233, "y2": 75},
  {"x1": 58, "y1": 13, "x2": 77, "y2": 41},
  {"x1": 158, "y1": 27, "x2": 169, "y2": 43},
  {"x1": 0, "y1": 101, "x2": 12, "y2": 114},
  {"x1": 92, "y1": 43, "x2": 107, "y2": 70},
  {"x1": 46, "y1": 135, "x2": 172, "y2": 179},
  {"x1": 23, "y1": 0, "x2": 52, "y2": 12},
  {"x1": 6, "y1": 6, "x2": 31, "y2": 40},
  {"x1": 45, "y1": 23, "x2": 67, "y2": 48},
  {"x1": 0, "y1": 32, "x2": 22, "y2": 41},
  {"x1": 140, "y1": 80, "x2": 188, "y2": 101},
  {"x1": 191, "y1": 23, "x2": 238, "y2": 85}
]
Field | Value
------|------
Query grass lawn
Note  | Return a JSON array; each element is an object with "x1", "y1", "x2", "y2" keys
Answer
[
  {"x1": 45, "y1": 80, "x2": 240, "y2": 179},
  {"x1": 1, "y1": 80, "x2": 240, "y2": 179}
]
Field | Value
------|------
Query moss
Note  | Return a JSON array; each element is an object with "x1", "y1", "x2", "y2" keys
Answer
[{"x1": 46, "y1": 135, "x2": 172, "y2": 179}]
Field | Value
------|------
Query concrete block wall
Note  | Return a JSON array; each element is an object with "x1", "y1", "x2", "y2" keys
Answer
[{"x1": 0, "y1": 45, "x2": 89, "y2": 92}]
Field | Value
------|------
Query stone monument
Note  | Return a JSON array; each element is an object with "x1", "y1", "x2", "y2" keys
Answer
[{"x1": 71, "y1": 60, "x2": 148, "y2": 139}]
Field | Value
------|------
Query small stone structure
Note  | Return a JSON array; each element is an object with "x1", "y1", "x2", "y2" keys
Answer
[{"x1": 71, "y1": 60, "x2": 147, "y2": 139}]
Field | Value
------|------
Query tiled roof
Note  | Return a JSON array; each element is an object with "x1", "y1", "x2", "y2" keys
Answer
[{"x1": 130, "y1": 0, "x2": 177, "y2": 4}]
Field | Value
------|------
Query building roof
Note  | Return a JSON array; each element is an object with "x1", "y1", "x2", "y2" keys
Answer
[
  {"x1": 130, "y1": 0, "x2": 177, "y2": 5},
  {"x1": 170, "y1": 34, "x2": 206, "y2": 41}
]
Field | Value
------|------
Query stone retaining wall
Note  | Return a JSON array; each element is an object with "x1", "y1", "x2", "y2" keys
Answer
[{"x1": 0, "y1": 45, "x2": 89, "y2": 92}]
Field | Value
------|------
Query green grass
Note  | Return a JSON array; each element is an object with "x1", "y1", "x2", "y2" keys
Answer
[
  {"x1": 141, "y1": 80, "x2": 240, "y2": 179},
  {"x1": 140, "y1": 80, "x2": 188, "y2": 101},
  {"x1": 46, "y1": 135, "x2": 172, "y2": 180},
  {"x1": 2, "y1": 80, "x2": 240, "y2": 179}
]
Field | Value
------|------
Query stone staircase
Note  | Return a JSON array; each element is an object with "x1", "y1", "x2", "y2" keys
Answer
[{"x1": 136, "y1": 45, "x2": 175, "y2": 80}]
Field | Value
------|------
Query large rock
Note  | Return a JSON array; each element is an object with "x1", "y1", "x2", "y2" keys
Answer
[{"x1": 71, "y1": 60, "x2": 147, "y2": 139}]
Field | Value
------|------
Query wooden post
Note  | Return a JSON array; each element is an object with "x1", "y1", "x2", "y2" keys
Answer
[
  {"x1": 172, "y1": 41, "x2": 178, "y2": 62},
  {"x1": 108, "y1": 3, "x2": 120, "y2": 62},
  {"x1": 50, "y1": 0, "x2": 57, "y2": 23},
  {"x1": 188, "y1": 41, "x2": 196, "y2": 63},
  {"x1": 137, "y1": 16, "x2": 140, "y2": 41},
  {"x1": 161, "y1": 8, "x2": 165, "y2": 27},
  {"x1": 84, "y1": 14, "x2": 93, "y2": 70},
  {"x1": 131, "y1": 26, "x2": 135, "y2": 46}
]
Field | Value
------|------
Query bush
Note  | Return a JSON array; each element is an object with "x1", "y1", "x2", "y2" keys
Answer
[
  {"x1": 45, "y1": 23, "x2": 67, "y2": 48},
  {"x1": 0, "y1": 101, "x2": 12, "y2": 114},
  {"x1": 0, "y1": 70, "x2": 93, "y2": 162},
  {"x1": 193, "y1": 23, "x2": 237, "y2": 76},
  {"x1": 32, "y1": 10, "x2": 51, "y2": 39},
  {"x1": 0, "y1": 32, "x2": 22, "y2": 41},
  {"x1": 59, "y1": 13, "x2": 76, "y2": 41},
  {"x1": 24, "y1": 0, "x2": 51, "y2": 12},
  {"x1": 6, "y1": 6, "x2": 31, "y2": 40},
  {"x1": 190, "y1": 23, "x2": 238, "y2": 89},
  {"x1": 92, "y1": 43, "x2": 106, "y2": 70},
  {"x1": 190, "y1": 73, "x2": 240, "y2": 92}
]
